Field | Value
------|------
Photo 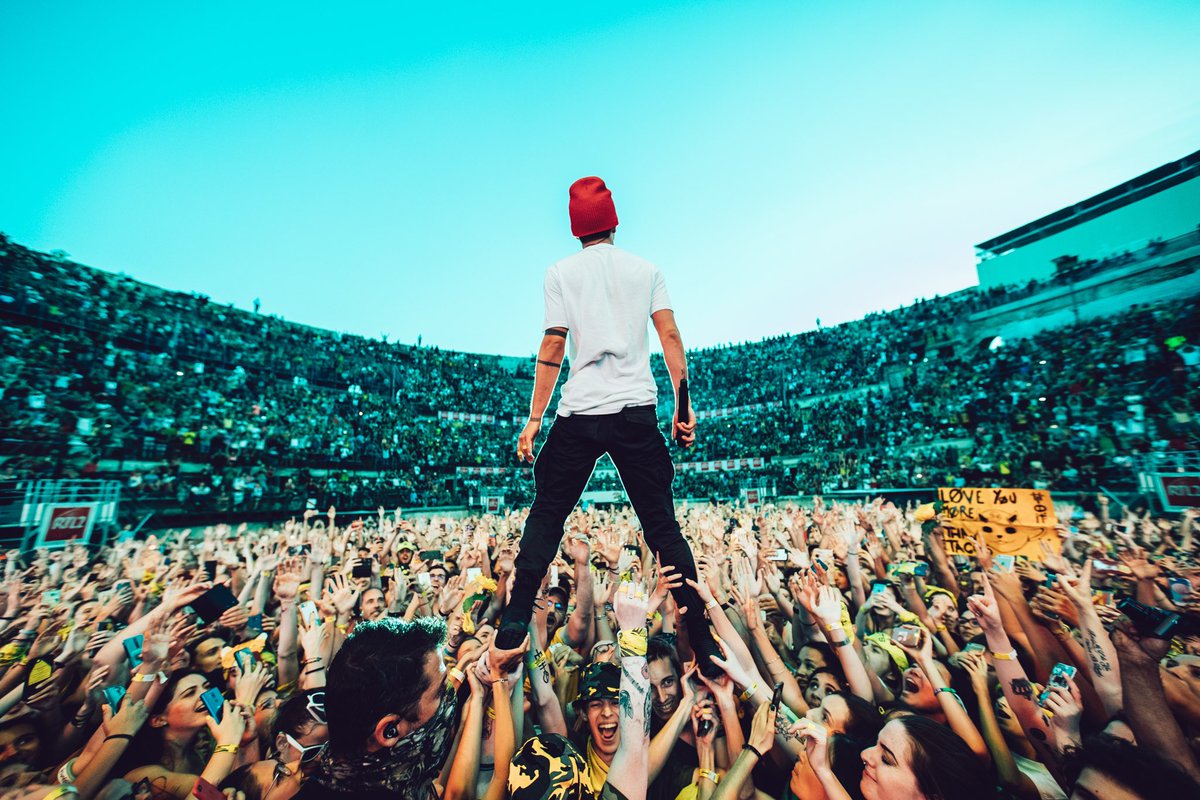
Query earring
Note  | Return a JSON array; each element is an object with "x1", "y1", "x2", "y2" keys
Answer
[{"x1": 384, "y1": 724, "x2": 398, "y2": 739}]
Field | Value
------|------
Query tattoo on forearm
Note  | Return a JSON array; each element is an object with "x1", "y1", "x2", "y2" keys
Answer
[
  {"x1": 1010, "y1": 678, "x2": 1033, "y2": 701},
  {"x1": 1085, "y1": 630, "x2": 1113, "y2": 676}
]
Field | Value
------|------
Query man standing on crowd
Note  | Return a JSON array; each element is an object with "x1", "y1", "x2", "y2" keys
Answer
[{"x1": 492, "y1": 176, "x2": 722, "y2": 677}]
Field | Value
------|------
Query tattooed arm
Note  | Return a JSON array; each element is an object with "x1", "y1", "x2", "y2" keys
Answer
[
  {"x1": 967, "y1": 575, "x2": 1060, "y2": 773},
  {"x1": 1060, "y1": 561, "x2": 1123, "y2": 716},
  {"x1": 608, "y1": 583, "x2": 651, "y2": 800}
]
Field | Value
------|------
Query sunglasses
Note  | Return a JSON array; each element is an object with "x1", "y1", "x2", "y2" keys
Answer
[
  {"x1": 285, "y1": 733, "x2": 327, "y2": 763},
  {"x1": 306, "y1": 691, "x2": 327, "y2": 725}
]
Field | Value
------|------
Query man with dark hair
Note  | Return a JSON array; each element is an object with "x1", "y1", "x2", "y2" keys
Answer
[
  {"x1": 293, "y1": 617, "x2": 457, "y2": 800},
  {"x1": 1064, "y1": 734, "x2": 1200, "y2": 799},
  {"x1": 493, "y1": 176, "x2": 720, "y2": 678}
]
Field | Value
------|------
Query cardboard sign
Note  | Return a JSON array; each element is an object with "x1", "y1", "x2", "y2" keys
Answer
[{"x1": 936, "y1": 487, "x2": 1058, "y2": 558}]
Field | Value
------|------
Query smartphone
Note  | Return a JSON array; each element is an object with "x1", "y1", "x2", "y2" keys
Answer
[
  {"x1": 234, "y1": 648, "x2": 256, "y2": 673},
  {"x1": 894, "y1": 625, "x2": 922, "y2": 648},
  {"x1": 1168, "y1": 577, "x2": 1193, "y2": 604},
  {"x1": 1037, "y1": 663, "x2": 1078, "y2": 706},
  {"x1": 351, "y1": 558, "x2": 374, "y2": 578},
  {"x1": 102, "y1": 685, "x2": 126, "y2": 715},
  {"x1": 287, "y1": 544, "x2": 311, "y2": 556},
  {"x1": 467, "y1": 567, "x2": 483, "y2": 584},
  {"x1": 770, "y1": 681, "x2": 785, "y2": 711},
  {"x1": 123, "y1": 634, "x2": 145, "y2": 668},
  {"x1": 200, "y1": 687, "x2": 225, "y2": 722},
  {"x1": 192, "y1": 778, "x2": 225, "y2": 800},
  {"x1": 189, "y1": 584, "x2": 239, "y2": 625},
  {"x1": 768, "y1": 548, "x2": 788, "y2": 562},
  {"x1": 41, "y1": 589, "x2": 62, "y2": 606},
  {"x1": 25, "y1": 658, "x2": 53, "y2": 691},
  {"x1": 204, "y1": 560, "x2": 218, "y2": 581},
  {"x1": 416, "y1": 572, "x2": 432, "y2": 591},
  {"x1": 419, "y1": 550, "x2": 443, "y2": 562},
  {"x1": 548, "y1": 565, "x2": 559, "y2": 588},
  {"x1": 246, "y1": 613, "x2": 263, "y2": 634},
  {"x1": 298, "y1": 601, "x2": 319, "y2": 628},
  {"x1": 870, "y1": 582, "x2": 889, "y2": 597},
  {"x1": 963, "y1": 642, "x2": 986, "y2": 655},
  {"x1": 814, "y1": 548, "x2": 834, "y2": 568},
  {"x1": 993, "y1": 555, "x2": 1015, "y2": 573},
  {"x1": 697, "y1": 715, "x2": 713, "y2": 737}
]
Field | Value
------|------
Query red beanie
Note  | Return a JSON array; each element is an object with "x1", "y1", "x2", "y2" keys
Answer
[{"x1": 568, "y1": 176, "x2": 619, "y2": 238}]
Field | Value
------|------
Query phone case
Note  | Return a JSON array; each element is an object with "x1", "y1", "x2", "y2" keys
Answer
[
  {"x1": 200, "y1": 687, "x2": 224, "y2": 721},
  {"x1": 123, "y1": 635, "x2": 144, "y2": 668}
]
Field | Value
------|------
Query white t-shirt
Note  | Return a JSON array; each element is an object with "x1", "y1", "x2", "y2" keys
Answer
[{"x1": 542, "y1": 243, "x2": 672, "y2": 416}]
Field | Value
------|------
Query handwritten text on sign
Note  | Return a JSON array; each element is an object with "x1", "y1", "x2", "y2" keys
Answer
[{"x1": 936, "y1": 487, "x2": 1058, "y2": 558}]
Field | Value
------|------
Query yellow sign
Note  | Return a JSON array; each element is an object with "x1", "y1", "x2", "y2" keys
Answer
[{"x1": 936, "y1": 487, "x2": 1058, "y2": 559}]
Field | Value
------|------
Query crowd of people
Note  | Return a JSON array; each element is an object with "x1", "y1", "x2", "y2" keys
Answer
[
  {"x1": 3, "y1": 233, "x2": 1196, "y2": 514},
  {"x1": 1, "y1": 497, "x2": 1198, "y2": 800}
]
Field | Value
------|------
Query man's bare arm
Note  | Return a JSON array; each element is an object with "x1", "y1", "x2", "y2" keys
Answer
[
  {"x1": 517, "y1": 328, "x2": 567, "y2": 462},
  {"x1": 651, "y1": 310, "x2": 687, "y2": 393},
  {"x1": 531, "y1": 328, "x2": 567, "y2": 420}
]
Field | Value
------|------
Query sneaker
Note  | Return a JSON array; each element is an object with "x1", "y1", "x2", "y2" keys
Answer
[
  {"x1": 690, "y1": 632, "x2": 726, "y2": 680},
  {"x1": 494, "y1": 620, "x2": 527, "y2": 651}
]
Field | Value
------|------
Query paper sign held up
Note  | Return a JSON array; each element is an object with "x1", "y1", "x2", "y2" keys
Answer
[{"x1": 936, "y1": 487, "x2": 1059, "y2": 559}]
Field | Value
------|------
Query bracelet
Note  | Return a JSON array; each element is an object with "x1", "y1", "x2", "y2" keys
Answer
[
  {"x1": 448, "y1": 667, "x2": 466, "y2": 683},
  {"x1": 990, "y1": 649, "x2": 1018, "y2": 661},
  {"x1": 303, "y1": 666, "x2": 325, "y2": 675},
  {"x1": 213, "y1": 743, "x2": 239, "y2": 755},
  {"x1": 935, "y1": 687, "x2": 959, "y2": 698},
  {"x1": 743, "y1": 743, "x2": 763, "y2": 759},
  {"x1": 739, "y1": 682, "x2": 759, "y2": 702},
  {"x1": 42, "y1": 787, "x2": 77, "y2": 800},
  {"x1": 705, "y1": 599, "x2": 719, "y2": 611},
  {"x1": 301, "y1": 657, "x2": 323, "y2": 666},
  {"x1": 830, "y1": 638, "x2": 852, "y2": 649},
  {"x1": 935, "y1": 624, "x2": 947, "y2": 633},
  {"x1": 104, "y1": 734, "x2": 133, "y2": 743},
  {"x1": 698, "y1": 769, "x2": 720, "y2": 785},
  {"x1": 132, "y1": 671, "x2": 167, "y2": 684},
  {"x1": 71, "y1": 714, "x2": 90, "y2": 728}
]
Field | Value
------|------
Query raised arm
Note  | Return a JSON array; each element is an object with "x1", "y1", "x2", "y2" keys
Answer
[{"x1": 607, "y1": 582, "x2": 652, "y2": 800}]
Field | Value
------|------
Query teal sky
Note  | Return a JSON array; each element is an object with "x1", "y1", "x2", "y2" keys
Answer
[{"x1": 3, "y1": 1, "x2": 1198, "y2": 356}]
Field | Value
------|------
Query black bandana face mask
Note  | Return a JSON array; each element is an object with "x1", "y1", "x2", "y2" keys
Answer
[{"x1": 313, "y1": 685, "x2": 459, "y2": 799}]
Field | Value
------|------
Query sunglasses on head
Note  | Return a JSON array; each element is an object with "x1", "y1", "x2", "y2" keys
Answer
[{"x1": 306, "y1": 691, "x2": 326, "y2": 725}]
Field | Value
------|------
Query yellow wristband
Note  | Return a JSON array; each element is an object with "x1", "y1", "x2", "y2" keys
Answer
[
  {"x1": 214, "y1": 743, "x2": 239, "y2": 755},
  {"x1": 698, "y1": 769, "x2": 720, "y2": 785},
  {"x1": 43, "y1": 787, "x2": 78, "y2": 800},
  {"x1": 739, "y1": 682, "x2": 759, "y2": 702},
  {"x1": 448, "y1": 667, "x2": 466, "y2": 684},
  {"x1": 991, "y1": 649, "x2": 1018, "y2": 661}
]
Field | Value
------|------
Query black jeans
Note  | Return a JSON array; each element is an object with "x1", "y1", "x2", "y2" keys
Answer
[{"x1": 502, "y1": 405, "x2": 708, "y2": 646}]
